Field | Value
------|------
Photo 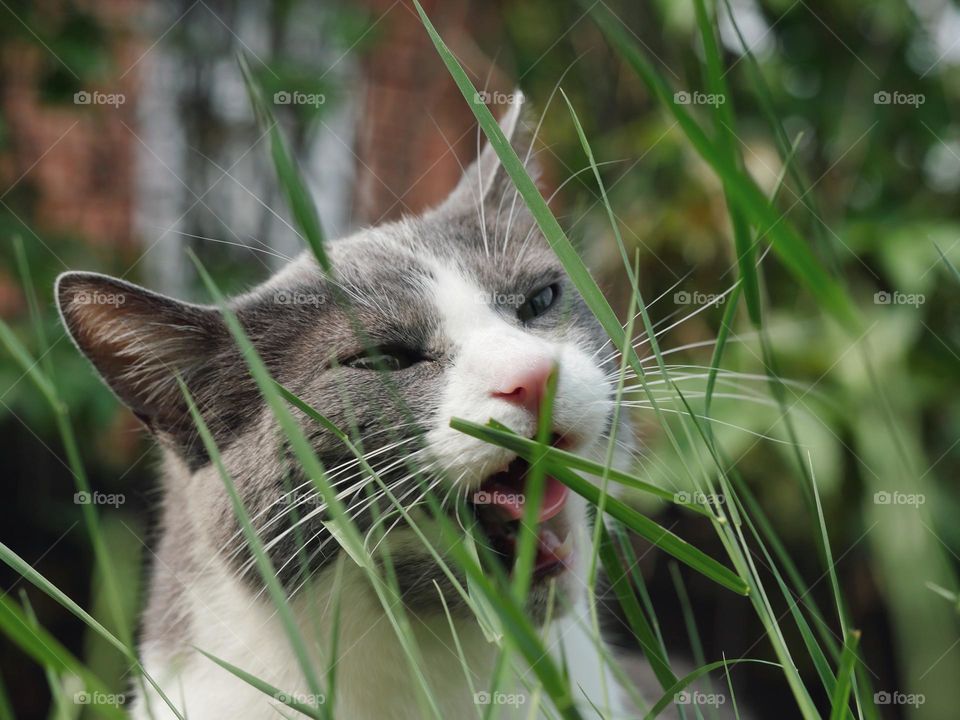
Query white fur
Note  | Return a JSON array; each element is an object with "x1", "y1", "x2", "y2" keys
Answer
[{"x1": 424, "y1": 264, "x2": 610, "y2": 487}]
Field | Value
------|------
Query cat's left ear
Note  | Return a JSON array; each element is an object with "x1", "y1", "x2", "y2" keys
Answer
[
  {"x1": 55, "y1": 271, "x2": 244, "y2": 464},
  {"x1": 439, "y1": 89, "x2": 540, "y2": 214}
]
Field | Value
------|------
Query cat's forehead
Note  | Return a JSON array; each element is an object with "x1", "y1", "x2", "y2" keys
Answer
[{"x1": 261, "y1": 210, "x2": 559, "y2": 303}]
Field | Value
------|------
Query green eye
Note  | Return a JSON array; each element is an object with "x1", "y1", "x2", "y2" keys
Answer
[
  {"x1": 518, "y1": 284, "x2": 558, "y2": 322},
  {"x1": 343, "y1": 346, "x2": 421, "y2": 371}
]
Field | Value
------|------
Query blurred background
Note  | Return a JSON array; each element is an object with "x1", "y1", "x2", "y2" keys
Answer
[{"x1": 1, "y1": 0, "x2": 959, "y2": 718}]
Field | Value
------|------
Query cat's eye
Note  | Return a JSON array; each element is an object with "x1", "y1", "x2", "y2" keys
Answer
[
  {"x1": 342, "y1": 346, "x2": 422, "y2": 371},
  {"x1": 517, "y1": 284, "x2": 559, "y2": 322}
]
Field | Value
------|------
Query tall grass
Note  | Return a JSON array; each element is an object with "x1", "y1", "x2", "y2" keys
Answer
[{"x1": 0, "y1": 1, "x2": 956, "y2": 719}]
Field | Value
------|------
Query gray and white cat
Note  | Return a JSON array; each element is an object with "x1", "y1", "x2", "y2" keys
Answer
[{"x1": 56, "y1": 95, "x2": 634, "y2": 719}]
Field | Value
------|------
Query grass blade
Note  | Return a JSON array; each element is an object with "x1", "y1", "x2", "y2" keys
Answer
[
  {"x1": 692, "y1": 0, "x2": 761, "y2": 326},
  {"x1": 237, "y1": 53, "x2": 329, "y2": 271},
  {"x1": 828, "y1": 631, "x2": 861, "y2": 720},
  {"x1": 642, "y1": 658, "x2": 779, "y2": 719},
  {"x1": 196, "y1": 649, "x2": 325, "y2": 719},
  {"x1": 582, "y1": 1, "x2": 858, "y2": 331},
  {"x1": 450, "y1": 420, "x2": 749, "y2": 595}
]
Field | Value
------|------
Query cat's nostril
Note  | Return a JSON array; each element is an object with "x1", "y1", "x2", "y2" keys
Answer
[{"x1": 492, "y1": 362, "x2": 554, "y2": 416}]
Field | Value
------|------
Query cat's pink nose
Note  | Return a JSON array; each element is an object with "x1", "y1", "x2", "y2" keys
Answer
[{"x1": 492, "y1": 361, "x2": 554, "y2": 416}]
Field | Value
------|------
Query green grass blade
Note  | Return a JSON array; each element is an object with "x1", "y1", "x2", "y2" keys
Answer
[
  {"x1": 703, "y1": 283, "x2": 742, "y2": 417},
  {"x1": 642, "y1": 659, "x2": 779, "y2": 719},
  {"x1": 451, "y1": 420, "x2": 748, "y2": 595},
  {"x1": 828, "y1": 631, "x2": 861, "y2": 720},
  {"x1": 450, "y1": 418, "x2": 709, "y2": 514},
  {"x1": 582, "y1": 1, "x2": 858, "y2": 331},
  {"x1": 0, "y1": 542, "x2": 185, "y2": 719},
  {"x1": 691, "y1": 0, "x2": 761, "y2": 326},
  {"x1": 178, "y1": 379, "x2": 325, "y2": 709},
  {"x1": 0, "y1": 597, "x2": 126, "y2": 720},
  {"x1": 196, "y1": 649, "x2": 325, "y2": 719},
  {"x1": 237, "y1": 53, "x2": 329, "y2": 271},
  {"x1": 597, "y1": 522, "x2": 676, "y2": 689},
  {"x1": 512, "y1": 366, "x2": 558, "y2": 601},
  {"x1": 935, "y1": 242, "x2": 960, "y2": 284},
  {"x1": 926, "y1": 582, "x2": 960, "y2": 612},
  {"x1": 0, "y1": 669, "x2": 13, "y2": 720}
]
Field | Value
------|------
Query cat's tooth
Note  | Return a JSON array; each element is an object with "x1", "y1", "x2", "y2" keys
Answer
[{"x1": 553, "y1": 531, "x2": 574, "y2": 560}]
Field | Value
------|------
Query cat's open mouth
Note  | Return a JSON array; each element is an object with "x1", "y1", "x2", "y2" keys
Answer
[{"x1": 469, "y1": 455, "x2": 574, "y2": 582}]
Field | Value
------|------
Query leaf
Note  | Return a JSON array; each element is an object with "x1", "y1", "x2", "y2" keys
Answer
[
  {"x1": 450, "y1": 420, "x2": 749, "y2": 595},
  {"x1": 828, "y1": 631, "x2": 861, "y2": 720}
]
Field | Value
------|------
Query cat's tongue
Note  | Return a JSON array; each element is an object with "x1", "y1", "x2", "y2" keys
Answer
[{"x1": 485, "y1": 475, "x2": 568, "y2": 522}]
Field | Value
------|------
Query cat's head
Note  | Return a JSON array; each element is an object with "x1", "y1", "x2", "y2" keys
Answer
[{"x1": 56, "y1": 94, "x2": 623, "y2": 620}]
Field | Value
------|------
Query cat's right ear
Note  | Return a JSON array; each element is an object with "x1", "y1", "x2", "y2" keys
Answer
[
  {"x1": 55, "y1": 272, "x2": 240, "y2": 460},
  {"x1": 438, "y1": 90, "x2": 540, "y2": 216}
]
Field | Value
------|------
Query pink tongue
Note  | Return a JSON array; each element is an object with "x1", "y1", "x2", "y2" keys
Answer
[{"x1": 487, "y1": 476, "x2": 568, "y2": 522}]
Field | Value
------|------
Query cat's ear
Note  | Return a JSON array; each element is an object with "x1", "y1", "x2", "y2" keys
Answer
[
  {"x1": 55, "y1": 271, "x2": 239, "y2": 461},
  {"x1": 440, "y1": 89, "x2": 540, "y2": 214}
]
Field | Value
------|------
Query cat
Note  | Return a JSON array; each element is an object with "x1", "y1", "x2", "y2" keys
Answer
[{"x1": 56, "y1": 93, "x2": 635, "y2": 719}]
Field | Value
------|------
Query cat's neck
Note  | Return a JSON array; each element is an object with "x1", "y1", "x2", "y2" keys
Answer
[{"x1": 134, "y1": 548, "x2": 512, "y2": 719}]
